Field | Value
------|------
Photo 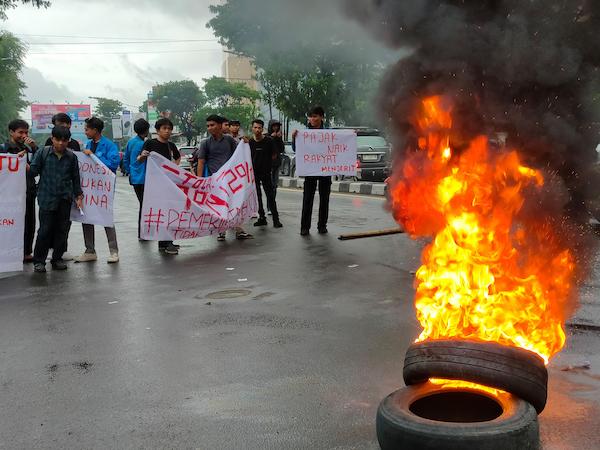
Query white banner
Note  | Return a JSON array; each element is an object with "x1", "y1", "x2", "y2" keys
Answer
[
  {"x1": 0, "y1": 155, "x2": 26, "y2": 273},
  {"x1": 70, "y1": 152, "x2": 116, "y2": 227},
  {"x1": 295, "y1": 129, "x2": 357, "y2": 176},
  {"x1": 141, "y1": 142, "x2": 258, "y2": 241}
]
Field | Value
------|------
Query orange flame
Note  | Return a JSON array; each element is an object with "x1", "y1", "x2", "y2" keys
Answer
[
  {"x1": 429, "y1": 378, "x2": 507, "y2": 398},
  {"x1": 389, "y1": 96, "x2": 576, "y2": 363}
]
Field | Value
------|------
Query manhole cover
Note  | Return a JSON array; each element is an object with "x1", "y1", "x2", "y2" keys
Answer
[{"x1": 205, "y1": 289, "x2": 252, "y2": 300}]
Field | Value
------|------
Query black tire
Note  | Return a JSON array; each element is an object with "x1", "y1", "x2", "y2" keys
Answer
[
  {"x1": 403, "y1": 340, "x2": 547, "y2": 413},
  {"x1": 377, "y1": 382, "x2": 539, "y2": 450}
]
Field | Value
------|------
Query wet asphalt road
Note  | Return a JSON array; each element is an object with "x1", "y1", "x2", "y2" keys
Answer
[{"x1": 1, "y1": 180, "x2": 600, "y2": 449}]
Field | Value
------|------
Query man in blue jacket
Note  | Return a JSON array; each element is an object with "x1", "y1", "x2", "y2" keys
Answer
[
  {"x1": 123, "y1": 118, "x2": 150, "y2": 240},
  {"x1": 74, "y1": 117, "x2": 121, "y2": 263}
]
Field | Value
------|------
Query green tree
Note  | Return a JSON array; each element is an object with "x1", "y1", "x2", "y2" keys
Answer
[
  {"x1": 0, "y1": 0, "x2": 50, "y2": 20},
  {"x1": 91, "y1": 97, "x2": 123, "y2": 119},
  {"x1": 0, "y1": 31, "x2": 27, "y2": 142},
  {"x1": 152, "y1": 80, "x2": 206, "y2": 145},
  {"x1": 195, "y1": 76, "x2": 260, "y2": 132},
  {"x1": 207, "y1": 0, "x2": 390, "y2": 127}
]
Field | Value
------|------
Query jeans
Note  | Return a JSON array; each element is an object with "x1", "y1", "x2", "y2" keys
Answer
[
  {"x1": 33, "y1": 199, "x2": 71, "y2": 264},
  {"x1": 255, "y1": 172, "x2": 279, "y2": 221},
  {"x1": 82, "y1": 223, "x2": 118, "y2": 254},
  {"x1": 271, "y1": 166, "x2": 280, "y2": 200},
  {"x1": 301, "y1": 176, "x2": 331, "y2": 231},
  {"x1": 133, "y1": 184, "x2": 144, "y2": 239},
  {"x1": 24, "y1": 192, "x2": 36, "y2": 256}
]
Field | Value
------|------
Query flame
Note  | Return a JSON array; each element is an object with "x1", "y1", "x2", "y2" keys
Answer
[
  {"x1": 389, "y1": 96, "x2": 576, "y2": 363},
  {"x1": 429, "y1": 378, "x2": 507, "y2": 398}
]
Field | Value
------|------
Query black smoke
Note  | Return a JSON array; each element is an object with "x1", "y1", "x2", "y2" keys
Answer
[{"x1": 343, "y1": 0, "x2": 600, "y2": 209}]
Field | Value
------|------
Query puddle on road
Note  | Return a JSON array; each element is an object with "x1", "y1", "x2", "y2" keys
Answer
[{"x1": 204, "y1": 289, "x2": 252, "y2": 300}]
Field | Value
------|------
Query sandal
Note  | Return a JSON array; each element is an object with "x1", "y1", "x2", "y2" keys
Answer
[{"x1": 235, "y1": 231, "x2": 254, "y2": 240}]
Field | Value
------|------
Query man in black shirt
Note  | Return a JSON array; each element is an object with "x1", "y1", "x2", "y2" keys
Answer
[
  {"x1": 43, "y1": 113, "x2": 81, "y2": 152},
  {"x1": 138, "y1": 118, "x2": 181, "y2": 255},
  {"x1": 292, "y1": 106, "x2": 331, "y2": 236},
  {"x1": 0, "y1": 119, "x2": 38, "y2": 262},
  {"x1": 249, "y1": 119, "x2": 282, "y2": 228}
]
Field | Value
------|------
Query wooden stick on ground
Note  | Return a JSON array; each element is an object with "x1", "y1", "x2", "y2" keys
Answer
[{"x1": 338, "y1": 227, "x2": 405, "y2": 241}]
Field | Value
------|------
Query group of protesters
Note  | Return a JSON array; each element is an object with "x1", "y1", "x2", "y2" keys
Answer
[{"x1": 1, "y1": 105, "x2": 332, "y2": 273}]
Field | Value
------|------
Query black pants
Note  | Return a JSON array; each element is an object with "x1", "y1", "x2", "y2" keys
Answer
[
  {"x1": 133, "y1": 184, "x2": 144, "y2": 239},
  {"x1": 24, "y1": 193, "x2": 36, "y2": 256},
  {"x1": 301, "y1": 176, "x2": 332, "y2": 231},
  {"x1": 33, "y1": 199, "x2": 72, "y2": 264},
  {"x1": 256, "y1": 173, "x2": 279, "y2": 221}
]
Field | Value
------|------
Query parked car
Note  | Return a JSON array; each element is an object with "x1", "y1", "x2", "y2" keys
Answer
[
  {"x1": 178, "y1": 146, "x2": 196, "y2": 172},
  {"x1": 280, "y1": 142, "x2": 296, "y2": 177},
  {"x1": 332, "y1": 128, "x2": 392, "y2": 182}
]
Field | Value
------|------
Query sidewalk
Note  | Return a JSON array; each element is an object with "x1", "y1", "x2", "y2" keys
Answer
[{"x1": 278, "y1": 176, "x2": 388, "y2": 196}]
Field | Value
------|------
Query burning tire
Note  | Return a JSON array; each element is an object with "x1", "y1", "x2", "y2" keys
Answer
[
  {"x1": 377, "y1": 381, "x2": 539, "y2": 450},
  {"x1": 403, "y1": 340, "x2": 547, "y2": 413}
]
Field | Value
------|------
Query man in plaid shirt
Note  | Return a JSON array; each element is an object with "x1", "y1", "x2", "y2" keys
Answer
[{"x1": 28, "y1": 127, "x2": 83, "y2": 273}]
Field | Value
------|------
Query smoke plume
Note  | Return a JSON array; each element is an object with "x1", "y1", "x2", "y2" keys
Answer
[{"x1": 343, "y1": 1, "x2": 600, "y2": 204}]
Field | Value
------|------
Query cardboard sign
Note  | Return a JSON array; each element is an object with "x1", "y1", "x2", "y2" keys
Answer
[
  {"x1": 295, "y1": 129, "x2": 357, "y2": 176},
  {"x1": 0, "y1": 155, "x2": 25, "y2": 273},
  {"x1": 141, "y1": 141, "x2": 258, "y2": 241},
  {"x1": 70, "y1": 152, "x2": 116, "y2": 227}
]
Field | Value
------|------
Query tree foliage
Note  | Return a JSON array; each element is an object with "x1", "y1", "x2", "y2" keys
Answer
[
  {"x1": 0, "y1": 31, "x2": 27, "y2": 142},
  {"x1": 196, "y1": 76, "x2": 260, "y2": 131},
  {"x1": 152, "y1": 80, "x2": 206, "y2": 145},
  {"x1": 207, "y1": 0, "x2": 390, "y2": 127},
  {"x1": 91, "y1": 97, "x2": 123, "y2": 119},
  {"x1": 0, "y1": 0, "x2": 50, "y2": 20}
]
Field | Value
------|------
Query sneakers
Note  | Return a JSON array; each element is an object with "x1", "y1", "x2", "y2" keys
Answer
[
  {"x1": 273, "y1": 220, "x2": 283, "y2": 228},
  {"x1": 74, "y1": 252, "x2": 97, "y2": 263},
  {"x1": 300, "y1": 229, "x2": 310, "y2": 236},
  {"x1": 267, "y1": 210, "x2": 272, "y2": 216},
  {"x1": 318, "y1": 227, "x2": 328, "y2": 234},
  {"x1": 254, "y1": 218, "x2": 268, "y2": 227},
  {"x1": 33, "y1": 263, "x2": 46, "y2": 273},
  {"x1": 107, "y1": 252, "x2": 120, "y2": 263},
  {"x1": 159, "y1": 244, "x2": 178, "y2": 255},
  {"x1": 61, "y1": 252, "x2": 74, "y2": 261},
  {"x1": 236, "y1": 231, "x2": 254, "y2": 240},
  {"x1": 217, "y1": 233, "x2": 226, "y2": 242},
  {"x1": 51, "y1": 260, "x2": 68, "y2": 270}
]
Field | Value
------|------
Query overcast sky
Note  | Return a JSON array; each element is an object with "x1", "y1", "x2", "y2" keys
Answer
[{"x1": 3, "y1": 0, "x2": 222, "y2": 111}]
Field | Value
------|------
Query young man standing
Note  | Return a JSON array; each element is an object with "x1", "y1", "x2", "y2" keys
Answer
[
  {"x1": 196, "y1": 114, "x2": 253, "y2": 241},
  {"x1": 0, "y1": 119, "x2": 38, "y2": 262},
  {"x1": 267, "y1": 119, "x2": 285, "y2": 214},
  {"x1": 137, "y1": 118, "x2": 181, "y2": 255},
  {"x1": 44, "y1": 113, "x2": 81, "y2": 151},
  {"x1": 249, "y1": 119, "x2": 282, "y2": 228},
  {"x1": 123, "y1": 118, "x2": 150, "y2": 241},
  {"x1": 292, "y1": 106, "x2": 331, "y2": 236},
  {"x1": 44, "y1": 112, "x2": 81, "y2": 261},
  {"x1": 29, "y1": 126, "x2": 83, "y2": 273},
  {"x1": 229, "y1": 120, "x2": 243, "y2": 144},
  {"x1": 222, "y1": 118, "x2": 231, "y2": 136},
  {"x1": 74, "y1": 117, "x2": 121, "y2": 263}
]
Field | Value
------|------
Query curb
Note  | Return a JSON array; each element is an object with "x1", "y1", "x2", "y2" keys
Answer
[{"x1": 279, "y1": 177, "x2": 387, "y2": 197}]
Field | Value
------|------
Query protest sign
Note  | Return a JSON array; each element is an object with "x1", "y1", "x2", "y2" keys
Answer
[
  {"x1": 0, "y1": 155, "x2": 25, "y2": 273},
  {"x1": 70, "y1": 152, "x2": 116, "y2": 227},
  {"x1": 295, "y1": 129, "x2": 357, "y2": 176},
  {"x1": 141, "y1": 141, "x2": 258, "y2": 241}
]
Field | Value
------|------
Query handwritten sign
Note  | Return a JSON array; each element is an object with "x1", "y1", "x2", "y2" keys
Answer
[
  {"x1": 295, "y1": 129, "x2": 357, "y2": 176},
  {"x1": 141, "y1": 141, "x2": 258, "y2": 241},
  {"x1": 70, "y1": 152, "x2": 116, "y2": 227},
  {"x1": 0, "y1": 155, "x2": 25, "y2": 273}
]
